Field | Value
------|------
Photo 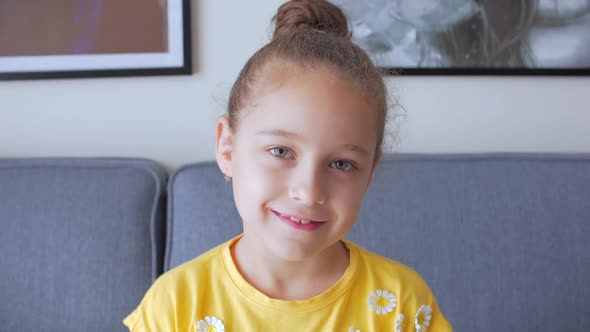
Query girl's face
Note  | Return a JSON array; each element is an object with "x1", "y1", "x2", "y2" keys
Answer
[{"x1": 216, "y1": 66, "x2": 380, "y2": 261}]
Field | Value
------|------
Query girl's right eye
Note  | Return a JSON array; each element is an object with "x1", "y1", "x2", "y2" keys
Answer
[{"x1": 269, "y1": 146, "x2": 293, "y2": 159}]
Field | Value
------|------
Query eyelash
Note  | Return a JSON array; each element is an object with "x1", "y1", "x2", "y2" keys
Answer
[{"x1": 268, "y1": 146, "x2": 357, "y2": 172}]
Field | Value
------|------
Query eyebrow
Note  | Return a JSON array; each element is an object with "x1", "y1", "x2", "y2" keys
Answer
[
  {"x1": 257, "y1": 129, "x2": 302, "y2": 141},
  {"x1": 256, "y1": 129, "x2": 371, "y2": 156}
]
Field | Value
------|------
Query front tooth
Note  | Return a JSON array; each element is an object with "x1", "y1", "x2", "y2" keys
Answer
[
  {"x1": 300, "y1": 219, "x2": 311, "y2": 224},
  {"x1": 289, "y1": 216, "x2": 301, "y2": 223}
]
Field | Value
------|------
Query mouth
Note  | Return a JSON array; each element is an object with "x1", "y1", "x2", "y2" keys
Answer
[
  {"x1": 271, "y1": 209, "x2": 326, "y2": 231},
  {"x1": 271, "y1": 209, "x2": 326, "y2": 224}
]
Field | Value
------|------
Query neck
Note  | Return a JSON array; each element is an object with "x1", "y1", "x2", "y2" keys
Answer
[{"x1": 231, "y1": 233, "x2": 349, "y2": 301}]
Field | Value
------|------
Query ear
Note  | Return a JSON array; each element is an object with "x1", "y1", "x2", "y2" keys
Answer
[{"x1": 215, "y1": 115, "x2": 234, "y2": 178}]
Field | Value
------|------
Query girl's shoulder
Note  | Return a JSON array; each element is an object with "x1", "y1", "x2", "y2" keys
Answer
[
  {"x1": 347, "y1": 240, "x2": 423, "y2": 275},
  {"x1": 345, "y1": 241, "x2": 453, "y2": 331},
  {"x1": 155, "y1": 239, "x2": 228, "y2": 289},
  {"x1": 123, "y1": 240, "x2": 231, "y2": 331},
  {"x1": 345, "y1": 240, "x2": 437, "y2": 302}
]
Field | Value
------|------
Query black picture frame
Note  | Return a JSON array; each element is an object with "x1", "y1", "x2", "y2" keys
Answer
[
  {"x1": 0, "y1": 0, "x2": 192, "y2": 80},
  {"x1": 388, "y1": 67, "x2": 590, "y2": 77},
  {"x1": 331, "y1": 0, "x2": 590, "y2": 76}
]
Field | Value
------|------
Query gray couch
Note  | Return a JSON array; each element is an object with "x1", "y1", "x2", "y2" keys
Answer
[{"x1": 1, "y1": 154, "x2": 589, "y2": 331}]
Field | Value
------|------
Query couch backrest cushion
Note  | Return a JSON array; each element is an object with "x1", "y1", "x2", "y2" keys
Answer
[
  {"x1": 0, "y1": 158, "x2": 167, "y2": 332},
  {"x1": 166, "y1": 162, "x2": 241, "y2": 270},
  {"x1": 166, "y1": 154, "x2": 590, "y2": 331}
]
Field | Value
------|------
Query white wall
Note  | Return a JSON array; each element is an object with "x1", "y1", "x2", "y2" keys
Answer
[{"x1": 1, "y1": 0, "x2": 589, "y2": 170}]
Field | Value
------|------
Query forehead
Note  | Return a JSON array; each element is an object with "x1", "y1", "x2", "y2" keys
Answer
[{"x1": 238, "y1": 66, "x2": 378, "y2": 152}]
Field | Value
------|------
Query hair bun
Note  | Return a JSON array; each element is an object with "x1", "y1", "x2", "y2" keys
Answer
[{"x1": 272, "y1": 0, "x2": 350, "y2": 40}]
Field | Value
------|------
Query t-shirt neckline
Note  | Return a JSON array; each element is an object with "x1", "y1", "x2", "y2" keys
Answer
[{"x1": 220, "y1": 234, "x2": 359, "y2": 313}]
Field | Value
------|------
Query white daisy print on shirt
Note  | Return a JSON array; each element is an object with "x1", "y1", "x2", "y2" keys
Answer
[
  {"x1": 415, "y1": 305, "x2": 433, "y2": 332},
  {"x1": 368, "y1": 289, "x2": 397, "y2": 315},
  {"x1": 394, "y1": 313, "x2": 405, "y2": 332},
  {"x1": 197, "y1": 316, "x2": 225, "y2": 332},
  {"x1": 348, "y1": 327, "x2": 360, "y2": 332}
]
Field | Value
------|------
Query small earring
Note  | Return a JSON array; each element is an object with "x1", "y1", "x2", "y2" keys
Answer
[{"x1": 223, "y1": 168, "x2": 231, "y2": 182}]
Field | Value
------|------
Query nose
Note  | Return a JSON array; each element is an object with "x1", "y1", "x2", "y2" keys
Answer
[{"x1": 288, "y1": 165, "x2": 327, "y2": 206}]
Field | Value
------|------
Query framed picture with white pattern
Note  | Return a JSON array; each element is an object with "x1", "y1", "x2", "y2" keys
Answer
[{"x1": 331, "y1": 0, "x2": 590, "y2": 75}]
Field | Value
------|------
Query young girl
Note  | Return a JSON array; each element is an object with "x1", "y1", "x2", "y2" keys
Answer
[{"x1": 124, "y1": 0, "x2": 452, "y2": 331}]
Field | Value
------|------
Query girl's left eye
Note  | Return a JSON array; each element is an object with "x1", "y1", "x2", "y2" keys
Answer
[
  {"x1": 269, "y1": 146, "x2": 293, "y2": 159},
  {"x1": 330, "y1": 160, "x2": 355, "y2": 171}
]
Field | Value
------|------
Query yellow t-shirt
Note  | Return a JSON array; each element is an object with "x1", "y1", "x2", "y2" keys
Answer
[{"x1": 124, "y1": 235, "x2": 452, "y2": 331}]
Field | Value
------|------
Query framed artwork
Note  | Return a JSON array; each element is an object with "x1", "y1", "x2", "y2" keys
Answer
[
  {"x1": 0, "y1": 0, "x2": 191, "y2": 80},
  {"x1": 331, "y1": 0, "x2": 590, "y2": 75}
]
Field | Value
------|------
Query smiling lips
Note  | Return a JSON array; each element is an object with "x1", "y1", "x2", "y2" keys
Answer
[
  {"x1": 271, "y1": 209, "x2": 326, "y2": 231},
  {"x1": 272, "y1": 209, "x2": 326, "y2": 224}
]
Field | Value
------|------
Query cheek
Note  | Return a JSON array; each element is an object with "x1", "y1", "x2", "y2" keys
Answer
[
  {"x1": 330, "y1": 178, "x2": 368, "y2": 213},
  {"x1": 233, "y1": 156, "x2": 283, "y2": 214}
]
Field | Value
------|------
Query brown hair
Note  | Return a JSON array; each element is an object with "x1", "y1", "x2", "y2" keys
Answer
[{"x1": 227, "y1": 0, "x2": 388, "y2": 161}]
